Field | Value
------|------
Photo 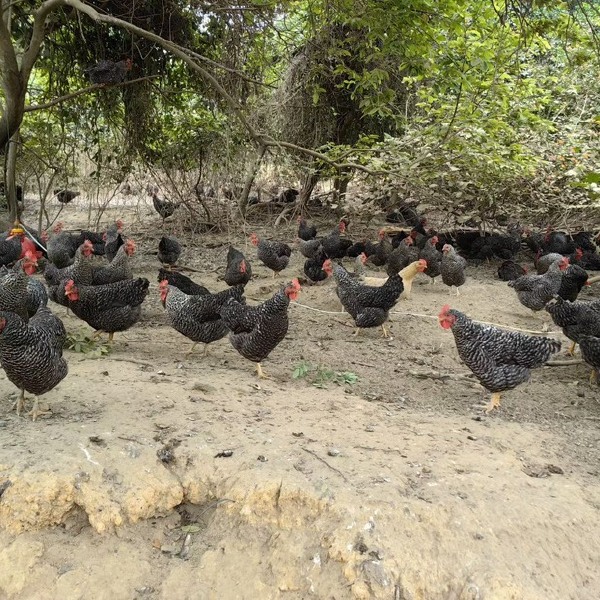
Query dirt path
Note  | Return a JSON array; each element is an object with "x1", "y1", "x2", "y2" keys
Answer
[{"x1": 1, "y1": 209, "x2": 599, "y2": 599}]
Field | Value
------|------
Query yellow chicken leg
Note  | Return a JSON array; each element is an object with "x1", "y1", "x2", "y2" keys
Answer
[
  {"x1": 485, "y1": 392, "x2": 502, "y2": 413},
  {"x1": 28, "y1": 398, "x2": 50, "y2": 422},
  {"x1": 108, "y1": 332, "x2": 114, "y2": 343},
  {"x1": 256, "y1": 363, "x2": 270, "y2": 379},
  {"x1": 589, "y1": 370, "x2": 598, "y2": 386},
  {"x1": 12, "y1": 389, "x2": 26, "y2": 416},
  {"x1": 203, "y1": 344, "x2": 209, "y2": 357},
  {"x1": 353, "y1": 327, "x2": 361, "y2": 337},
  {"x1": 186, "y1": 342, "x2": 198, "y2": 356},
  {"x1": 567, "y1": 341, "x2": 577, "y2": 356},
  {"x1": 380, "y1": 324, "x2": 389, "y2": 338}
]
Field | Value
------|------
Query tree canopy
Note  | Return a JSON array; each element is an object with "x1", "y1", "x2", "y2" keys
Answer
[{"x1": 1, "y1": 0, "x2": 599, "y2": 224}]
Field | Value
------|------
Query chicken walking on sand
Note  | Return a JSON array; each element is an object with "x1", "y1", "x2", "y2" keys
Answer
[
  {"x1": 0, "y1": 308, "x2": 68, "y2": 420},
  {"x1": 439, "y1": 305, "x2": 561, "y2": 412},
  {"x1": 158, "y1": 236, "x2": 181, "y2": 271},
  {"x1": 441, "y1": 244, "x2": 467, "y2": 295},
  {"x1": 160, "y1": 280, "x2": 245, "y2": 356},
  {"x1": 251, "y1": 233, "x2": 291, "y2": 278},
  {"x1": 220, "y1": 279, "x2": 301, "y2": 378}
]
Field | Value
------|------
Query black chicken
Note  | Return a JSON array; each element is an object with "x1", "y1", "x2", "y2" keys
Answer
[
  {"x1": 63, "y1": 277, "x2": 149, "y2": 342},
  {"x1": 160, "y1": 281, "x2": 246, "y2": 355},
  {"x1": 497, "y1": 260, "x2": 527, "y2": 281},
  {"x1": 54, "y1": 189, "x2": 80, "y2": 204},
  {"x1": 158, "y1": 236, "x2": 181, "y2": 269},
  {"x1": 150, "y1": 191, "x2": 180, "y2": 222},
  {"x1": 220, "y1": 279, "x2": 301, "y2": 378},
  {"x1": 558, "y1": 264, "x2": 588, "y2": 302},
  {"x1": 571, "y1": 248, "x2": 600, "y2": 271},
  {"x1": 321, "y1": 221, "x2": 352, "y2": 259},
  {"x1": 297, "y1": 216, "x2": 317, "y2": 241},
  {"x1": 86, "y1": 58, "x2": 133, "y2": 85},
  {"x1": 439, "y1": 305, "x2": 561, "y2": 412},
  {"x1": 104, "y1": 220, "x2": 124, "y2": 262},
  {"x1": 303, "y1": 250, "x2": 332, "y2": 284},
  {"x1": 224, "y1": 246, "x2": 252, "y2": 287},
  {"x1": 0, "y1": 235, "x2": 23, "y2": 267},
  {"x1": 0, "y1": 308, "x2": 68, "y2": 420},
  {"x1": 157, "y1": 269, "x2": 209, "y2": 296}
]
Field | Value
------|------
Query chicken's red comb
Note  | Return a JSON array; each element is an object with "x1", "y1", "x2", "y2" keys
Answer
[
  {"x1": 158, "y1": 279, "x2": 169, "y2": 288},
  {"x1": 290, "y1": 278, "x2": 301, "y2": 290},
  {"x1": 439, "y1": 304, "x2": 451, "y2": 317}
]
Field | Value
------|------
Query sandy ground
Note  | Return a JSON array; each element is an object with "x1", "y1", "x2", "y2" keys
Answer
[{"x1": 1, "y1": 200, "x2": 600, "y2": 599}]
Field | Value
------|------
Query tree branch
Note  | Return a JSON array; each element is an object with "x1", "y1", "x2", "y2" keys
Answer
[{"x1": 23, "y1": 75, "x2": 159, "y2": 113}]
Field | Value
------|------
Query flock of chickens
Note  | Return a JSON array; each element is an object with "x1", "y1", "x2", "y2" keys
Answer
[{"x1": 0, "y1": 209, "x2": 599, "y2": 420}]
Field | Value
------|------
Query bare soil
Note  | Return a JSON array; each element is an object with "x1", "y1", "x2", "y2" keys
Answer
[{"x1": 1, "y1": 200, "x2": 600, "y2": 600}]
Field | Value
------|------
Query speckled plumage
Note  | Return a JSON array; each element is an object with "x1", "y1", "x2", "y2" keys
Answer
[
  {"x1": 220, "y1": 286, "x2": 292, "y2": 363},
  {"x1": 47, "y1": 231, "x2": 77, "y2": 268},
  {"x1": 579, "y1": 335, "x2": 600, "y2": 380},
  {"x1": 441, "y1": 245, "x2": 467, "y2": 289},
  {"x1": 444, "y1": 308, "x2": 561, "y2": 393},
  {"x1": 387, "y1": 240, "x2": 418, "y2": 276},
  {"x1": 0, "y1": 309, "x2": 67, "y2": 396},
  {"x1": 91, "y1": 243, "x2": 133, "y2": 285},
  {"x1": 297, "y1": 218, "x2": 317, "y2": 241},
  {"x1": 332, "y1": 262, "x2": 403, "y2": 330},
  {"x1": 557, "y1": 264, "x2": 588, "y2": 302},
  {"x1": 256, "y1": 238, "x2": 290, "y2": 274},
  {"x1": 508, "y1": 260, "x2": 564, "y2": 311},
  {"x1": 163, "y1": 284, "x2": 245, "y2": 345},
  {"x1": 44, "y1": 244, "x2": 94, "y2": 286},
  {"x1": 419, "y1": 238, "x2": 442, "y2": 280},
  {"x1": 0, "y1": 236, "x2": 22, "y2": 267},
  {"x1": 545, "y1": 297, "x2": 600, "y2": 345},
  {"x1": 64, "y1": 278, "x2": 149, "y2": 334},
  {"x1": 298, "y1": 238, "x2": 322, "y2": 259}
]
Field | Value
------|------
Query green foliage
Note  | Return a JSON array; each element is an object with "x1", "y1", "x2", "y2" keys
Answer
[
  {"x1": 65, "y1": 330, "x2": 111, "y2": 358},
  {"x1": 292, "y1": 361, "x2": 359, "y2": 389}
]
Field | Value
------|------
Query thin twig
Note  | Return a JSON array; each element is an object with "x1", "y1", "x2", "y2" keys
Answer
[
  {"x1": 546, "y1": 359, "x2": 584, "y2": 367},
  {"x1": 302, "y1": 447, "x2": 350, "y2": 483}
]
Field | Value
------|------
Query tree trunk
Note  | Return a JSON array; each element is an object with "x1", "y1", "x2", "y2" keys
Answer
[
  {"x1": 4, "y1": 133, "x2": 20, "y2": 223},
  {"x1": 238, "y1": 145, "x2": 266, "y2": 217},
  {"x1": 299, "y1": 169, "x2": 320, "y2": 211}
]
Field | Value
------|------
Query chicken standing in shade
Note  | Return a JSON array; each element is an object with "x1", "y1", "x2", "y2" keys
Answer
[
  {"x1": 439, "y1": 305, "x2": 561, "y2": 412},
  {"x1": 297, "y1": 216, "x2": 317, "y2": 241},
  {"x1": 63, "y1": 277, "x2": 149, "y2": 342},
  {"x1": 158, "y1": 236, "x2": 181, "y2": 270},
  {"x1": 103, "y1": 220, "x2": 124, "y2": 262},
  {"x1": 441, "y1": 244, "x2": 467, "y2": 295},
  {"x1": 160, "y1": 280, "x2": 245, "y2": 356},
  {"x1": 498, "y1": 261, "x2": 526, "y2": 282},
  {"x1": 367, "y1": 230, "x2": 393, "y2": 267},
  {"x1": 224, "y1": 246, "x2": 252, "y2": 287},
  {"x1": 303, "y1": 250, "x2": 331, "y2": 284},
  {"x1": 387, "y1": 237, "x2": 419, "y2": 276},
  {"x1": 508, "y1": 257, "x2": 568, "y2": 312},
  {"x1": 0, "y1": 308, "x2": 67, "y2": 420},
  {"x1": 327, "y1": 259, "x2": 403, "y2": 338},
  {"x1": 220, "y1": 279, "x2": 301, "y2": 378},
  {"x1": 251, "y1": 233, "x2": 291, "y2": 278},
  {"x1": 419, "y1": 236, "x2": 442, "y2": 283},
  {"x1": 558, "y1": 264, "x2": 588, "y2": 302},
  {"x1": 150, "y1": 190, "x2": 180, "y2": 223},
  {"x1": 45, "y1": 222, "x2": 76, "y2": 268},
  {"x1": 321, "y1": 221, "x2": 352, "y2": 259}
]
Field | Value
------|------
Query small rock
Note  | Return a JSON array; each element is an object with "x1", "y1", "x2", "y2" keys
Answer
[
  {"x1": 257, "y1": 455, "x2": 268, "y2": 462},
  {"x1": 466, "y1": 435, "x2": 477, "y2": 441},
  {"x1": 473, "y1": 533, "x2": 484, "y2": 540},
  {"x1": 422, "y1": 466, "x2": 431, "y2": 474},
  {"x1": 365, "y1": 425, "x2": 375, "y2": 433},
  {"x1": 292, "y1": 432, "x2": 304, "y2": 438},
  {"x1": 191, "y1": 382, "x2": 217, "y2": 393},
  {"x1": 328, "y1": 448, "x2": 340, "y2": 457},
  {"x1": 101, "y1": 371, "x2": 109, "y2": 376},
  {"x1": 160, "y1": 543, "x2": 180, "y2": 555},
  {"x1": 547, "y1": 464, "x2": 564, "y2": 475},
  {"x1": 157, "y1": 447, "x2": 175, "y2": 464},
  {"x1": 88, "y1": 435, "x2": 106, "y2": 447},
  {"x1": 577, "y1": 390, "x2": 585, "y2": 398},
  {"x1": 214, "y1": 450, "x2": 234, "y2": 458}
]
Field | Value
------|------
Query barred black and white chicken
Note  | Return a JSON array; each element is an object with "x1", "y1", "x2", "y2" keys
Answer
[{"x1": 439, "y1": 305, "x2": 561, "y2": 412}]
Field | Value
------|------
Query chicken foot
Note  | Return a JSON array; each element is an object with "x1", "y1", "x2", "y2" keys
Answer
[
  {"x1": 380, "y1": 324, "x2": 390, "y2": 338},
  {"x1": 485, "y1": 392, "x2": 502, "y2": 413},
  {"x1": 566, "y1": 341, "x2": 577, "y2": 356},
  {"x1": 12, "y1": 389, "x2": 26, "y2": 416},
  {"x1": 589, "y1": 370, "x2": 598, "y2": 386},
  {"x1": 256, "y1": 363, "x2": 271, "y2": 379},
  {"x1": 28, "y1": 398, "x2": 51, "y2": 422},
  {"x1": 186, "y1": 342, "x2": 209, "y2": 357}
]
